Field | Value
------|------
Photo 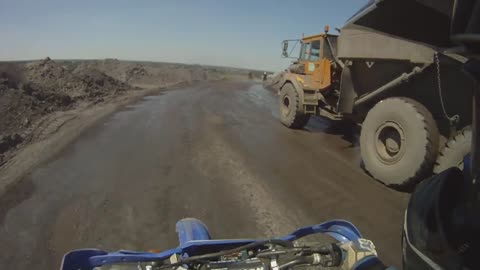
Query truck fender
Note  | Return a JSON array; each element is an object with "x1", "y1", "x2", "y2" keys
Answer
[{"x1": 337, "y1": 65, "x2": 356, "y2": 114}]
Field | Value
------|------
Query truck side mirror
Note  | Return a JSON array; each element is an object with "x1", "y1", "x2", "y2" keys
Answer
[{"x1": 282, "y1": 41, "x2": 289, "y2": 58}]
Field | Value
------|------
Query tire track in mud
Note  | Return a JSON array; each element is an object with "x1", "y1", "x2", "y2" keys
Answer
[{"x1": 191, "y1": 110, "x2": 306, "y2": 237}]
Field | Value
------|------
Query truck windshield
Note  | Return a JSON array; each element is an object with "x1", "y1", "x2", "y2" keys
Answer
[
  {"x1": 310, "y1": 40, "x2": 320, "y2": 61},
  {"x1": 300, "y1": 40, "x2": 320, "y2": 61},
  {"x1": 300, "y1": 42, "x2": 311, "y2": 60}
]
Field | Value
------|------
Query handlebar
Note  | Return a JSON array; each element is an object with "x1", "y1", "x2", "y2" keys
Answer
[
  {"x1": 95, "y1": 243, "x2": 345, "y2": 270},
  {"x1": 171, "y1": 243, "x2": 343, "y2": 270},
  {"x1": 261, "y1": 243, "x2": 343, "y2": 269}
]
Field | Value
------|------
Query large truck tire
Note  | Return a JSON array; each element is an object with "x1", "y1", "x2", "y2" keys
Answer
[
  {"x1": 434, "y1": 126, "x2": 471, "y2": 174},
  {"x1": 279, "y1": 83, "x2": 310, "y2": 129},
  {"x1": 360, "y1": 97, "x2": 439, "y2": 188}
]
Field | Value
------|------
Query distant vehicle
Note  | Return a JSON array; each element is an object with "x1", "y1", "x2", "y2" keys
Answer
[{"x1": 276, "y1": 0, "x2": 473, "y2": 188}]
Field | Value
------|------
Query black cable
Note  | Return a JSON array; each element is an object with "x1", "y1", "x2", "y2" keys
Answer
[
  {"x1": 278, "y1": 257, "x2": 312, "y2": 270},
  {"x1": 311, "y1": 245, "x2": 335, "y2": 255},
  {"x1": 435, "y1": 53, "x2": 460, "y2": 126}
]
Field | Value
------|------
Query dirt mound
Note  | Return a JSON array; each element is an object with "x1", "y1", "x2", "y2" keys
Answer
[
  {"x1": 125, "y1": 64, "x2": 150, "y2": 81},
  {"x1": 123, "y1": 64, "x2": 220, "y2": 88},
  {"x1": 23, "y1": 58, "x2": 129, "y2": 99},
  {"x1": 0, "y1": 63, "x2": 73, "y2": 155},
  {"x1": 0, "y1": 134, "x2": 22, "y2": 155},
  {"x1": 0, "y1": 58, "x2": 132, "y2": 163},
  {"x1": 75, "y1": 59, "x2": 129, "y2": 82},
  {"x1": 72, "y1": 66, "x2": 130, "y2": 100},
  {"x1": 80, "y1": 60, "x2": 222, "y2": 88},
  {"x1": 0, "y1": 63, "x2": 23, "y2": 90},
  {"x1": 23, "y1": 57, "x2": 66, "y2": 86}
]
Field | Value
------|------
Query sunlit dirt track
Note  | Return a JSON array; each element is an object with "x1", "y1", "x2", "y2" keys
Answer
[{"x1": 0, "y1": 81, "x2": 408, "y2": 269}]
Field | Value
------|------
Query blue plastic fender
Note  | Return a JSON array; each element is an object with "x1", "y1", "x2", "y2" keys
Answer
[{"x1": 176, "y1": 218, "x2": 212, "y2": 246}]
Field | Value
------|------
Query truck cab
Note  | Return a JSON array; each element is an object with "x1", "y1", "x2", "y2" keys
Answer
[{"x1": 284, "y1": 32, "x2": 336, "y2": 92}]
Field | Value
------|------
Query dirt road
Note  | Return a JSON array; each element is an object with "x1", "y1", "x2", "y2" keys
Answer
[{"x1": 0, "y1": 80, "x2": 408, "y2": 270}]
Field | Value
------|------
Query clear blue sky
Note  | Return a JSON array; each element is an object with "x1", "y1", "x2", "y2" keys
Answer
[{"x1": 1, "y1": 0, "x2": 367, "y2": 71}]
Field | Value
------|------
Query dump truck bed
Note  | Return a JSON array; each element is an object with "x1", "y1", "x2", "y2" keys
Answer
[{"x1": 338, "y1": 0, "x2": 455, "y2": 62}]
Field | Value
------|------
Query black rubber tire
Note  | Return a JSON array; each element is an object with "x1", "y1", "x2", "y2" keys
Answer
[
  {"x1": 360, "y1": 97, "x2": 439, "y2": 187},
  {"x1": 434, "y1": 126, "x2": 471, "y2": 174},
  {"x1": 279, "y1": 83, "x2": 310, "y2": 129}
]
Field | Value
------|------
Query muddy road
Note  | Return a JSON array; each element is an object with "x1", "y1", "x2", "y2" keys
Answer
[{"x1": 0, "y1": 80, "x2": 408, "y2": 269}]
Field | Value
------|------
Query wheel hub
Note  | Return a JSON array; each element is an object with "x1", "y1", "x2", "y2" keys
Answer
[
  {"x1": 281, "y1": 95, "x2": 291, "y2": 116},
  {"x1": 374, "y1": 121, "x2": 406, "y2": 164},
  {"x1": 385, "y1": 138, "x2": 400, "y2": 153}
]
